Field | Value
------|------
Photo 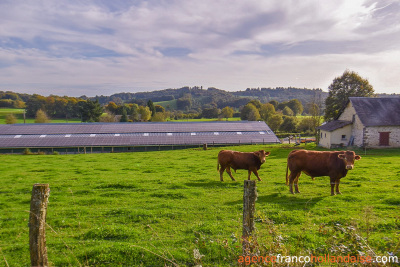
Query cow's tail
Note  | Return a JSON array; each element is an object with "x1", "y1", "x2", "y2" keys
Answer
[
  {"x1": 285, "y1": 160, "x2": 289, "y2": 185},
  {"x1": 217, "y1": 160, "x2": 220, "y2": 171}
]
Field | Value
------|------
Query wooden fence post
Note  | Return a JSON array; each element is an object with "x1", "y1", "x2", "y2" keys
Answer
[
  {"x1": 29, "y1": 184, "x2": 50, "y2": 267},
  {"x1": 242, "y1": 180, "x2": 257, "y2": 256}
]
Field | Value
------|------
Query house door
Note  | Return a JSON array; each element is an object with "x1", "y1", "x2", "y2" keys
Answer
[{"x1": 379, "y1": 132, "x2": 390, "y2": 146}]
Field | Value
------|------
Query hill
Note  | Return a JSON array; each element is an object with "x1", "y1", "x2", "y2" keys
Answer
[{"x1": 92, "y1": 86, "x2": 328, "y2": 110}]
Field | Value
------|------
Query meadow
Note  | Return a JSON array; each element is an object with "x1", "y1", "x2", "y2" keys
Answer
[
  {"x1": 0, "y1": 144, "x2": 399, "y2": 266},
  {"x1": 0, "y1": 108, "x2": 81, "y2": 124}
]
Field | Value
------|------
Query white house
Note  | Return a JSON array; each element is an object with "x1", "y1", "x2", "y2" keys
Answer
[{"x1": 318, "y1": 97, "x2": 400, "y2": 149}]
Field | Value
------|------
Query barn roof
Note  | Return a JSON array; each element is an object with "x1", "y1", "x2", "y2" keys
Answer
[
  {"x1": 349, "y1": 97, "x2": 400, "y2": 127},
  {"x1": 318, "y1": 120, "x2": 352, "y2": 132},
  {"x1": 0, "y1": 121, "x2": 280, "y2": 148}
]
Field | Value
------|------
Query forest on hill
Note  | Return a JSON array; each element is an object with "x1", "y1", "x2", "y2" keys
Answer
[{"x1": 90, "y1": 86, "x2": 327, "y2": 110}]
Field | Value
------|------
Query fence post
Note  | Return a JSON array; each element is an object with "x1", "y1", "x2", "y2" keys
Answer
[
  {"x1": 242, "y1": 180, "x2": 257, "y2": 256},
  {"x1": 29, "y1": 184, "x2": 50, "y2": 267}
]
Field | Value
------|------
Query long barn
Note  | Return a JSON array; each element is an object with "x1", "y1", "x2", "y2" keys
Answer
[{"x1": 0, "y1": 121, "x2": 280, "y2": 154}]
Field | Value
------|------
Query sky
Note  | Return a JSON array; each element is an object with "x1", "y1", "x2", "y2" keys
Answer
[{"x1": 0, "y1": 0, "x2": 399, "y2": 97}]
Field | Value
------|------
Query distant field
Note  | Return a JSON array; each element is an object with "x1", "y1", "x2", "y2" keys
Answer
[
  {"x1": 1, "y1": 144, "x2": 399, "y2": 266},
  {"x1": 155, "y1": 99, "x2": 177, "y2": 110},
  {"x1": 0, "y1": 108, "x2": 81, "y2": 124}
]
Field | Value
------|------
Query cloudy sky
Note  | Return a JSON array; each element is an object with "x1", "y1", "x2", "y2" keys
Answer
[{"x1": 0, "y1": 0, "x2": 399, "y2": 96}]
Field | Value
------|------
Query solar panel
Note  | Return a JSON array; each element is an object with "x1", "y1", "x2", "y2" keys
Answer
[{"x1": 0, "y1": 121, "x2": 280, "y2": 148}]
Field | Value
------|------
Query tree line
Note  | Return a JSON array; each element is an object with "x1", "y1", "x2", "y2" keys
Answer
[{"x1": 2, "y1": 70, "x2": 381, "y2": 136}]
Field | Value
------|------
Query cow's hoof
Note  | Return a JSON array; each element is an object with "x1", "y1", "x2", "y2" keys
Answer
[
  {"x1": 336, "y1": 192, "x2": 342, "y2": 195},
  {"x1": 331, "y1": 193, "x2": 336, "y2": 196},
  {"x1": 295, "y1": 191, "x2": 301, "y2": 194}
]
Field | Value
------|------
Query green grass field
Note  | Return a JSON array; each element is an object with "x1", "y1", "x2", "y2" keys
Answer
[
  {"x1": 0, "y1": 108, "x2": 81, "y2": 124},
  {"x1": 0, "y1": 145, "x2": 399, "y2": 266}
]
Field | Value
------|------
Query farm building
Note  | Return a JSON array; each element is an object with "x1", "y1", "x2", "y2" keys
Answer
[
  {"x1": 0, "y1": 121, "x2": 280, "y2": 154},
  {"x1": 318, "y1": 97, "x2": 400, "y2": 148}
]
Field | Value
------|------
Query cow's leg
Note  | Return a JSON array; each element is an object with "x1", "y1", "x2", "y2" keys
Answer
[
  {"x1": 226, "y1": 167, "x2": 236, "y2": 181},
  {"x1": 247, "y1": 170, "x2": 252, "y2": 180},
  {"x1": 330, "y1": 177, "x2": 336, "y2": 196},
  {"x1": 335, "y1": 179, "x2": 342, "y2": 195},
  {"x1": 294, "y1": 173, "x2": 301, "y2": 193},
  {"x1": 251, "y1": 168, "x2": 262, "y2": 181},
  {"x1": 288, "y1": 171, "x2": 299, "y2": 194},
  {"x1": 219, "y1": 166, "x2": 226, "y2": 181}
]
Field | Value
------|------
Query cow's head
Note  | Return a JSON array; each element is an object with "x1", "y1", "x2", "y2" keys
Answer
[
  {"x1": 338, "y1": 150, "x2": 361, "y2": 170},
  {"x1": 254, "y1": 150, "x2": 271, "y2": 163}
]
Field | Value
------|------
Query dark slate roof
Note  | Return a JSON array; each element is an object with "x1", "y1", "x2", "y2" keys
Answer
[
  {"x1": 0, "y1": 121, "x2": 280, "y2": 148},
  {"x1": 318, "y1": 120, "x2": 353, "y2": 132},
  {"x1": 349, "y1": 97, "x2": 400, "y2": 126}
]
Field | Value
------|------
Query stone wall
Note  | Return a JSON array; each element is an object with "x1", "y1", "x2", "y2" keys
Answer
[{"x1": 364, "y1": 126, "x2": 400, "y2": 148}]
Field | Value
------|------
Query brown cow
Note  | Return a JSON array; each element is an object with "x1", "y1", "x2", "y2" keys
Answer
[
  {"x1": 286, "y1": 150, "x2": 361, "y2": 195},
  {"x1": 217, "y1": 150, "x2": 270, "y2": 181}
]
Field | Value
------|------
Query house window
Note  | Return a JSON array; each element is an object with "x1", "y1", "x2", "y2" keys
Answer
[
  {"x1": 341, "y1": 135, "x2": 346, "y2": 140},
  {"x1": 320, "y1": 132, "x2": 323, "y2": 138},
  {"x1": 352, "y1": 114, "x2": 356, "y2": 123},
  {"x1": 379, "y1": 132, "x2": 390, "y2": 146}
]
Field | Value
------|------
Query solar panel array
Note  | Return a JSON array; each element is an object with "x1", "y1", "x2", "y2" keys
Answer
[{"x1": 0, "y1": 121, "x2": 280, "y2": 148}]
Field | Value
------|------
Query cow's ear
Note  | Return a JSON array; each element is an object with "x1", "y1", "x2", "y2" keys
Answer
[
  {"x1": 254, "y1": 151, "x2": 261, "y2": 157},
  {"x1": 265, "y1": 151, "x2": 271, "y2": 156},
  {"x1": 338, "y1": 154, "x2": 346, "y2": 159},
  {"x1": 355, "y1": 155, "x2": 361, "y2": 160}
]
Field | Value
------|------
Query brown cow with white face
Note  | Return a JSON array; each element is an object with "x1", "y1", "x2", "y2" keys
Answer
[
  {"x1": 286, "y1": 150, "x2": 361, "y2": 195},
  {"x1": 217, "y1": 150, "x2": 270, "y2": 181}
]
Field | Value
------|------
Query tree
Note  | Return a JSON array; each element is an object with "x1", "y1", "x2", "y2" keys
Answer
[
  {"x1": 99, "y1": 111, "x2": 115, "y2": 122},
  {"x1": 282, "y1": 106, "x2": 294, "y2": 116},
  {"x1": 105, "y1": 102, "x2": 118, "y2": 114},
  {"x1": 220, "y1": 106, "x2": 234, "y2": 120},
  {"x1": 80, "y1": 99, "x2": 103, "y2": 122},
  {"x1": 128, "y1": 103, "x2": 139, "y2": 121},
  {"x1": 267, "y1": 114, "x2": 283, "y2": 132},
  {"x1": 280, "y1": 116, "x2": 298, "y2": 132},
  {"x1": 201, "y1": 107, "x2": 219, "y2": 119},
  {"x1": 298, "y1": 117, "x2": 315, "y2": 133},
  {"x1": 138, "y1": 106, "x2": 152, "y2": 121},
  {"x1": 35, "y1": 109, "x2": 50, "y2": 123},
  {"x1": 147, "y1": 100, "x2": 156, "y2": 116},
  {"x1": 325, "y1": 70, "x2": 374, "y2": 121},
  {"x1": 120, "y1": 107, "x2": 129, "y2": 122},
  {"x1": 241, "y1": 103, "x2": 260, "y2": 121},
  {"x1": 248, "y1": 99, "x2": 262, "y2": 110},
  {"x1": 151, "y1": 112, "x2": 166, "y2": 122},
  {"x1": 259, "y1": 103, "x2": 275, "y2": 121},
  {"x1": 176, "y1": 96, "x2": 192, "y2": 110},
  {"x1": 269, "y1": 100, "x2": 279, "y2": 109},
  {"x1": 155, "y1": 105, "x2": 165, "y2": 113},
  {"x1": 287, "y1": 99, "x2": 303, "y2": 115},
  {"x1": 25, "y1": 94, "x2": 47, "y2": 117},
  {"x1": 5, "y1": 114, "x2": 17, "y2": 124}
]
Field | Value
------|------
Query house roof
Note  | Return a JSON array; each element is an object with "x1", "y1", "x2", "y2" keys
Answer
[
  {"x1": 0, "y1": 121, "x2": 281, "y2": 148},
  {"x1": 318, "y1": 120, "x2": 352, "y2": 132},
  {"x1": 349, "y1": 97, "x2": 400, "y2": 127}
]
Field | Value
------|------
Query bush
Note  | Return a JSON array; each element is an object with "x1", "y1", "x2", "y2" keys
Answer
[{"x1": 23, "y1": 148, "x2": 33, "y2": 155}]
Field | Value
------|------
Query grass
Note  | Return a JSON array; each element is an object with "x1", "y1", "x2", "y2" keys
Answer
[
  {"x1": 0, "y1": 144, "x2": 399, "y2": 266},
  {"x1": 0, "y1": 108, "x2": 81, "y2": 124}
]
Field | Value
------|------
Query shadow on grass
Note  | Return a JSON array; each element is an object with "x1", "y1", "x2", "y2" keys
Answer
[
  {"x1": 185, "y1": 179, "x2": 243, "y2": 189},
  {"x1": 224, "y1": 192, "x2": 327, "y2": 210}
]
